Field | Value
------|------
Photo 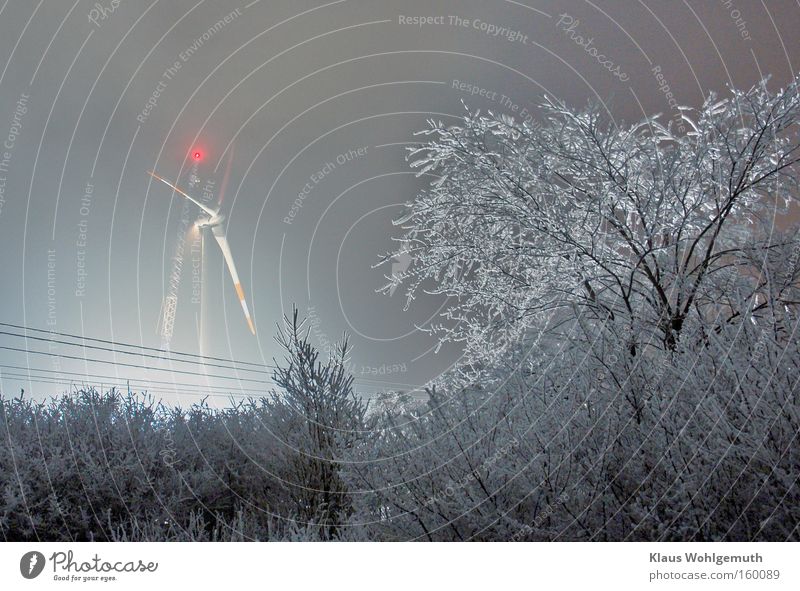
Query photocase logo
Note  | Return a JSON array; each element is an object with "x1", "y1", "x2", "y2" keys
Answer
[{"x1": 20, "y1": 551, "x2": 46, "y2": 579}]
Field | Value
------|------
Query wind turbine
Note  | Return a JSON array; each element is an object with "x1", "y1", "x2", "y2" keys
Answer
[{"x1": 148, "y1": 168, "x2": 256, "y2": 336}]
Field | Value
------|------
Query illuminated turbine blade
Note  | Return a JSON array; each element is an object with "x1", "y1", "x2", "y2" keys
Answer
[
  {"x1": 149, "y1": 169, "x2": 255, "y2": 336},
  {"x1": 148, "y1": 170, "x2": 218, "y2": 217},
  {"x1": 211, "y1": 225, "x2": 256, "y2": 335}
]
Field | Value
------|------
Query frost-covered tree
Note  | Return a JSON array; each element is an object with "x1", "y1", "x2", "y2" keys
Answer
[
  {"x1": 383, "y1": 75, "x2": 800, "y2": 373},
  {"x1": 264, "y1": 308, "x2": 371, "y2": 538},
  {"x1": 349, "y1": 74, "x2": 800, "y2": 541},
  {"x1": 347, "y1": 307, "x2": 800, "y2": 541}
]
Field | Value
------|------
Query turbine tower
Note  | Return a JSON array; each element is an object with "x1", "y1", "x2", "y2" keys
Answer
[
  {"x1": 157, "y1": 161, "x2": 200, "y2": 351},
  {"x1": 148, "y1": 169, "x2": 256, "y2": 337}
]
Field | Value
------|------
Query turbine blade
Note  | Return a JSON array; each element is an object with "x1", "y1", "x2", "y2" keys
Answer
[
  {"x1": 211, "y1": 226, "x2": 256, "y2": 335},
  {"x1": 148, "y1": 170, "x2": 218, "y2": 217}
]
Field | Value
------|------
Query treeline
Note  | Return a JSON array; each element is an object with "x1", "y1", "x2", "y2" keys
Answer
[
  {"x1": 1, "y1": 308, "x2": 798, "y2": 541},
  {"x1": 0, "y1": 310, "x2": 372, "y2": 541}
]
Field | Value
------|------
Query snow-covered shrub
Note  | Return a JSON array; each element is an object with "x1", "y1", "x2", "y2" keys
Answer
[
  {"x1": 355, "y1": 74, "x2": 800, "y2": 540},
  {"x1": 346, "y1": 310, "x2": 799, "y2": 540},
  {"x1": 0, "y1": 310, "x2": 372, "y2": 542}
]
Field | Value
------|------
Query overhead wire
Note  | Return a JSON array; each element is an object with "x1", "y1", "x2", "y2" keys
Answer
[
  {"x1": 0, "y1": 345, "x2": 273, "y2": 385},
  {"x1": 0, "y1": 330, "x2": 271, "y2": 375},
  {"x1": 0, "y1": 321, "x2": 428, "y2": 392},
  {"x1": 0, "y1": 363, "x2": 272, "y2": 395},
  {"x1": 0, "y1": 321, "x2": 271, "y2": 369}
]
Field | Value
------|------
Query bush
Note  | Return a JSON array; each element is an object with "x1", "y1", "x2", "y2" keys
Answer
[
  {"x1": 345, "y1": 313, "x2": 800, "y2": 541},
  {"x1": 0, "y1": 310, "x2": 371, "y2": 541}
]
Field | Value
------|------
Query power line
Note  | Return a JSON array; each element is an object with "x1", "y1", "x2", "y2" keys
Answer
[
  {"x1": 0, "y1": 345, "x2": 274, "y2": 385},
  {"x1": 0, "y1": 321, "x2": 426, "y2": 390},
  {"x1": 0, "y1": 368, "x2": 407, "y2": 400},
  {"x1": 0, "y1": 363, "x2": 272, "y2": 395},
  {"x1": 0, "y1": 320, "x2": 269, "y2": 368},
  {"x1": 0, "y1": 330, "x2": 271, "y2": 375},
  {"x1": 0, "y1": 371, "x2": 262, "y2": 399}
]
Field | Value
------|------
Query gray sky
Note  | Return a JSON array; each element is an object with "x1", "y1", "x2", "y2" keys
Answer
[{"x1": 0, "y1": 0, "x2": 798, "y2": 404}]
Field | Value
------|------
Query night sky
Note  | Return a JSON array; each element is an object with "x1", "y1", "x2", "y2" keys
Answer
[{"x1": 0, "y1": 0, "x2": 798, "y2": 404}]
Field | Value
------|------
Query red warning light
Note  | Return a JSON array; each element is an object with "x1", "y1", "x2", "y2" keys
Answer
[{"x1": 192, "y1": 151, "x2": 202, "y2": 161}]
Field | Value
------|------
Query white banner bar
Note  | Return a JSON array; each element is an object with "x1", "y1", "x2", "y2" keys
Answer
[{"x1": 1, "y1": 542, "x2": 797, "y2": 590}]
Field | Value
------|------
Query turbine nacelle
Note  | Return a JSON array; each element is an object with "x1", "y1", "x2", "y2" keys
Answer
[
  {"x1": 149, "y1": 170, "x2": 256, "y2": 336},
  {"x1": 196, "y1": 212, "x2": 225, "y2": 229}
]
